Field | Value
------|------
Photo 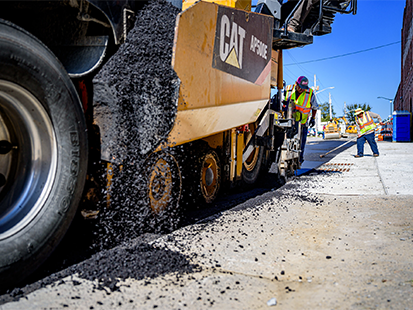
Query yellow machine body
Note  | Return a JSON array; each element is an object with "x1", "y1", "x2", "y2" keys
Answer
[
  {"x1": 110, "y1": 1, "x2": 280, "y2": 203},
  {"x1": 346, "y1": 125, "x2": 357, "y2": 134},
  {"x1": 324, "y1": 121, "x2": 341, "y2": 139},
  {"x1": 164, "y1": 1, "x2": 277, "y2": 149},
  {"x1": 182, "y1": 0, "x2": 252, "y2": 11}
]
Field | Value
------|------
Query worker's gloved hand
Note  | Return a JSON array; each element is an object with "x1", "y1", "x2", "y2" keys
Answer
[
  {"x1": 309, "y1": 118, "x2": 315, "y2": 128},
  {"x1": 282, "y1": 100, "x2": 288, "y2": 112}
]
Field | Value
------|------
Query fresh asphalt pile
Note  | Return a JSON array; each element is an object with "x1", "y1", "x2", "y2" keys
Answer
[
  {"x1": 92, "y1": 0, "x2": 181, "y2": 250},
  {"x1": 0, "y1": 187, "x2": 303, "y2": 307},
  {"x1": 0, "y1": 234, "x2": 201, "y2": 304},
  {"x1": 74, "y1": 238, "x2": 201, "y2": 292},
  {"x1": 0, "y1": 185, "x2": 309, "y2": 304},
  {"x1": 0, "y1": 178, "x2": 287, "y2": 302}
]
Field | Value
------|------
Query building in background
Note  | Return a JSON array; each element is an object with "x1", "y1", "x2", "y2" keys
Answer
[{"x1": 393, "y1": 0, "x2": 413, "y2": 140}]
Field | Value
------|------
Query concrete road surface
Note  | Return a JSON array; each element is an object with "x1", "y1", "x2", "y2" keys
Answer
[{"x1": 1, "y1": 140, "x2": 412, "y2": 309}]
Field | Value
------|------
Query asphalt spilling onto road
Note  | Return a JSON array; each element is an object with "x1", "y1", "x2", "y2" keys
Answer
[
  {"x1": 92, "y1": 0, "x2": 181, "y2": 251},
  {"x1": 0, "y1": 173, "x2": 285, "y2": 303},
  {"x1": 0, "y1": 138, "x2": 358, "y2": 302}
]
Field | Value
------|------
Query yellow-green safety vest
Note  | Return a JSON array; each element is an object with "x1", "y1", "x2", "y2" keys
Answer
[
  {"x1": 290, "y1": 88, "x2": 314, "y2": 124},
  {"x1": 356, "y1": 111, "x2": 376, "y2": 135}
]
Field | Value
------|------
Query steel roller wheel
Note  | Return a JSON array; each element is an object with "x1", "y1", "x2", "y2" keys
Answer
[
  {"x1": 145, "y1": 152, "x2": 182, "y2": 231},
  {"x1": 0, "y1": 19, "x2": 88, "y2": 288}
]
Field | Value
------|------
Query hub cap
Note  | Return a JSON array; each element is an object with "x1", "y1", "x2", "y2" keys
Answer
[{"x1": 0, "y1": 80, "x2": 57, "y2": 239}]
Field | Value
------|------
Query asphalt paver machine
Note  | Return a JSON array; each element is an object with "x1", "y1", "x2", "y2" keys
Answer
[{"x1": 0, "y1": 0, "x2": 356, "y2": 287}]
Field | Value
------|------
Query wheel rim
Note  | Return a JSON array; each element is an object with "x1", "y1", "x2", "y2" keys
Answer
[
  {"x1": 148, "y1": 154, "x2": 181, "y2": 214},
  {"x1": 201, "y1": 153, "x2": 220, "y2": 203},
  {"x1": 0, "y1": 80, "x2": 57, "y2": 239}
]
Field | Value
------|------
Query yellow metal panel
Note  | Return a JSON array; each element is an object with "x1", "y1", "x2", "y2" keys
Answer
[
  {"x1": 183, "y1": 0, "x2": 251, "y2": 11},
  {"x1": 166, "y1": 99, "x2": 268, "y2": 147},
  {"x1": 173, "y1": 2, "x2": 270, "y2": 111},
  {"x1": 168, "y1": 1, "x2": 273, "y2": 147},
  {"x1": 202, "y1": 132, "x2": 224, "y2": 149}
]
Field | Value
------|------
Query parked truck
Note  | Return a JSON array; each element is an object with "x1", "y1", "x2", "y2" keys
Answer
[{"x1": 0, "y1": 0, "x2": 356, "y2": 287}]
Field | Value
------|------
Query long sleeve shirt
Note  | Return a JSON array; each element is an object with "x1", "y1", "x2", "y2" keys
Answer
[
  {"x1": 310, "y1": 93, "x2": 318, "y2": 111},
  {"x1": 287, "y1": 88, "x2": 318, "y2": 110}
]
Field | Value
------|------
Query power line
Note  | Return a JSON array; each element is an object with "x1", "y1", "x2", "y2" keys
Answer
[
  {"x1": 283, "y1": 66, "x2": 297, "y2": 84},
  {"x1": 285, "y1": 41, "x2": 401, "y2": 66},
  {"x1": 283, "y1": 53, "x2": 306, "y2": 83},
  {"x1": 285, "y1": 51, "x2": 314, "y2": 76}
]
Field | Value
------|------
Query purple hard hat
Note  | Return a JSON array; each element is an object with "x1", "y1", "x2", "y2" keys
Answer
[{"x1": 296, "y1": 76, "x2": 309, "y2": 90}]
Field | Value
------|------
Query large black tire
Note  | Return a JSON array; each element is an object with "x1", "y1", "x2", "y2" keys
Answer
[
  {"x1": 242, "y1": 146, "x2": 264, "y2": 185},
  {"x1": 180, "y1": 143, "x2": 221, "y2": 205},
  {"x1": 0, "y1": 20, "x2": 88, "y2": 288},
  {"x1": 241, "y1": 125, "x2": 264, "y2": 185}
]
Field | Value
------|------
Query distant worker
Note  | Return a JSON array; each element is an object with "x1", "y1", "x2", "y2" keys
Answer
[
  {"x1": 286, "y1": 76, "x2": 318, "y2": 164},
  {"x1": 354, "y1": 108, "x2": 379, "y2": 158}
]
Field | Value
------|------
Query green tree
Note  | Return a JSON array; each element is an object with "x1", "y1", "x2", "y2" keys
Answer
[
  {"x1": 319, "y1": 102, "x2": 336, "y2": 122},
  {"x1": 346, "y1": 103, "x2": 371, "y2": 124}
]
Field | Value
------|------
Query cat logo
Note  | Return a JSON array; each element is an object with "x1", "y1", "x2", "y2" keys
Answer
[
  {"x1": 219, "y1": 14, "x2": 246, "y2": 69},
  {"x1": 212, "y1": 6, "x2": 273, "y2": 85}
]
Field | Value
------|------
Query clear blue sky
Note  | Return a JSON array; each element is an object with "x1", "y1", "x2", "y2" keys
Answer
[{"x1": 263, "y1": 0, "x2": 405, "y2": 120}]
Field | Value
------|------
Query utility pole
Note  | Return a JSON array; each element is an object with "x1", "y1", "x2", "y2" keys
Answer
[
  {"x1": 314, "y1": 75, "x2": 318, "y2": 131},
  {"x1": 313, "y1": 75, "x2": 334, "y2": 131},
  {"x1": 313, "y1": 74, "x2": 322, "y2": 132},
  {"x1": 314, "y1": 74, "x2": 316, "y2": 92}
]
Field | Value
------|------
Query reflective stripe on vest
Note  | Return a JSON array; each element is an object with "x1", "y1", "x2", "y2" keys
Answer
[
  {"x1": 357, "y1": 111, "x2": 376, "y2": 135},
  {"x1": 285, "y1": 85, "x2": 294, "y2": 100},
  {"x1": 291, "y1": 88, "x2": 313, "y2": 124}
]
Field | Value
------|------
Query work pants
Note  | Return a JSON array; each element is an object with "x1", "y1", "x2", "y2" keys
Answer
[
  {"x1": 294, "y1": 122, "x2": 308, "y2": 163},
  {"x1": 289, "y1": 0, "x2": 319, "y2": 32},
  {"x1": 357, "y1": 132, "x2": 379, "y2": 156},
  {"x1": 300, "y1": 124, "x2": 308, "y2": 163}
]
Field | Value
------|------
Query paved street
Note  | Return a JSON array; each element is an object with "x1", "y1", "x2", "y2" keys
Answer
[{"x1": 1, "y1": 140, "x2": 412, "y2": 310}]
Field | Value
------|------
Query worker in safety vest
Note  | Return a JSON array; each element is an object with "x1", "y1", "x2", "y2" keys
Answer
[
  {"x1": 354, "y1": 108, "x2": 379, "y2": 158},
  {"x1": 286, "y1": 76, "x2": 318, "y2": 164}
]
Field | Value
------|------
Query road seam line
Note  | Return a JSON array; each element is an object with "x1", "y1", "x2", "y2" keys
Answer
[{"x1": 374, "y1": 157, "x2": 388, "y2": 195}]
